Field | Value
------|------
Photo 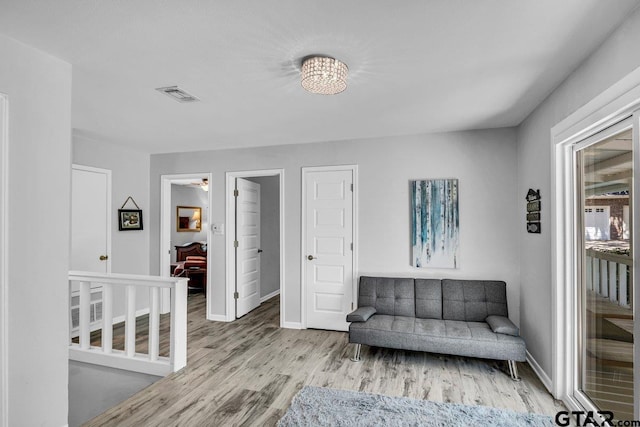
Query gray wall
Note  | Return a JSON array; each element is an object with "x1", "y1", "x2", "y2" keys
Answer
[
  {"x1": 247, "y1": 176, "x2": 280, "y2": 299},
  {"x1": 150, "y1": 128, "x2": 519, "y2": 326},
  {"x1": 1, "y1": 34, "x2": 72, "y2": 426},
  {"x1": 73, "y1": 134, "x2": 151, "y2": 275},
  {"x1": 517, "y1": 7, "x2": 640, "y2": 377},
  {"x1": 171, "y1": 184, "x2": 208, "y2": 262},
  {"x1": 73, "y1": 135, "x2": 152, "y2": 317}
]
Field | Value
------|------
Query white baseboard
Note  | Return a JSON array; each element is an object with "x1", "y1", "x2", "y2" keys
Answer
[
  {"x1": 526, "y1": 350, "x2": 552, "y2": 393},
  {"x1": 281, "y1": 321, "x2": 303, "y2": 330},
  {"x1": 260, "y1": 289, "x2": 280, "y2": 303},
  {"x1": 69, "y1": 347, "x2": 171, "y2": 376},
  {"x1": 207, "y1": 314, "x2": 230, "y2": 322}
]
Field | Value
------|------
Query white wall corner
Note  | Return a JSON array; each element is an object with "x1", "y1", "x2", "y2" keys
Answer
[{"x1": 526, "y1": 351, "x2": 552, "y2": 393}]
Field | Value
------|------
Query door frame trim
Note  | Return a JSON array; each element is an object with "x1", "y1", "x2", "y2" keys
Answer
[
  {"x1": 160, "y1": 173, "x2": 213, "y2": 316},
  {"x1": 225, "y1": 169, "x2": 285, "y2": 324},
  {"x1": 301, "y1": 164, "x2": 358, "y2": 330},
  {"x1": 571, "y1": 117, "x2": 633, "y2": 418},
  {"x1": 551, "y1": 66, "x2": 640, "y2": 418},
  {"x1": 71, "y1": 164, "x2": 113, "y2": 275},
  {"x1": 0, "y1": 93, "x2": 9, "y2": 427}
]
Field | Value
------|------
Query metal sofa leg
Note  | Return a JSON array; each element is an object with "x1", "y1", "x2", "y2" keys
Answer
[
  {"x1": 508, "y1": 360, "x2": 521, "y2": 382},
  {"x1": 350, "y1": 343, "x2": 362, "y2": 362}
]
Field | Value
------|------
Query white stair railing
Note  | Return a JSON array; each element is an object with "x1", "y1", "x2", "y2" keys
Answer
[
  {"x1": 585, "y1": 249, "x2": 632, "y2": 308},
  {"x1": 68, "y1": 271, "x2": 188, "y2": 376}
]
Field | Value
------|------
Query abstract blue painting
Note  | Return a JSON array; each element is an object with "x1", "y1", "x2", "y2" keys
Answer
[{"x1": 411, "y1": 179, "x2": 459, "y2": 268}]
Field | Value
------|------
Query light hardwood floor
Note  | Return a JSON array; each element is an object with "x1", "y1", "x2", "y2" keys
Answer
[{"x1": 85, "y1": 294, "x2": 565, "y2": 426}]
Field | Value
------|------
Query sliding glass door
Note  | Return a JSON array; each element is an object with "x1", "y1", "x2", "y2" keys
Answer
[{"x1": 575, "y1": 120, "x2": 634, "y2": 421}]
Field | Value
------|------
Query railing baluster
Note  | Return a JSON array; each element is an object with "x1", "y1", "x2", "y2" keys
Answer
[
  {"x1": 619, "y1": 265, "x2": 628, "y2": 307},
  {"x1": 69, "y1": 281, "x2": 74, "y2": 344},
  {"x1": 608, "y1": 261, "x2": 617, "y2": 303},
  {"x1": 125, "y1": 285, "x2": 137, "y2": 358},
  {"x1": 79, "y1": 281, "x2": 91, "y2": 350},
  {"x1": 102, "y1": 283, "x2": 113, "y2": 354},
  {"x1": 149, "y1": 287, "x2": 160, "y2": 361},
  {"x1": 629, "y1": 268, "x2": 633, "y2": 308},
  {"x1": 600, "y1": 259, "x2": 608, "y2": 297},
  {"x1": 170, "y1": 279, "x2": 188, "y2": 372},
  {"x1": 586, "y1": 256, "x2": 593, "y2": 291},
  {"x1": 593, "y1": 259, "x2": 600, "y2": 296}
]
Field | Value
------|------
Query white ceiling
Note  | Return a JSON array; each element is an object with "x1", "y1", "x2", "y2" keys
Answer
[{"x1": 0, "y1": 1, "x2": 638, "y2": 154}]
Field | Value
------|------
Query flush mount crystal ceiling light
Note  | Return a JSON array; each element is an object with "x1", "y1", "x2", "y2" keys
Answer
[{"x1": 301, "y1": 56, "x2": 348, "y2": 95}]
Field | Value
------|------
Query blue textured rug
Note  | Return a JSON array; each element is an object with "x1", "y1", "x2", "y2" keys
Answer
[{"x1": 278, "y1": 386, "x2": 555, "y2": 426}]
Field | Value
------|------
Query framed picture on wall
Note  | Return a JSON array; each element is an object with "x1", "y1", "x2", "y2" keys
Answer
[
  {"x1": 118, "y1": 209, "x2": 143, "y2": 231},
  {"x1": 410, "y1": 178, "x2": 459, "y2": 268}
]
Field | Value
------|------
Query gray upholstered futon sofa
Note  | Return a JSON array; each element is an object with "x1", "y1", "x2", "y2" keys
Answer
[{"x1": 346, "y1": 277, "x2": 526, "y2": 380}]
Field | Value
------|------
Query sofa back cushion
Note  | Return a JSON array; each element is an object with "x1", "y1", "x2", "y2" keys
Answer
[
  {"x1": 358, "y1": 276, "x2": 415, "y2": 317},
  {"x1": 415, "y1": 279, "x2": 442, "y2": 319},
  {"x1": 442, "y1": 279, "x2": 508, "y2": 321}
]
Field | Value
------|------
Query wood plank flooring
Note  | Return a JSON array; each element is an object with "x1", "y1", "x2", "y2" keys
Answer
[
  {"x1": 84, "y1": 294, "x2": 566, "y2": 426},
  {"x1": 585, "y1": 366, "x2": 634, "y2": 422},
  {"x1": 587, "y1": 291, "x2": 633, "y2": 319},
  {"x1": 606, "y1": 317, "x2": 634, "y2": 335},
  {"x1": 583, "y1": 290, "x2": 634, "y2": 421}
]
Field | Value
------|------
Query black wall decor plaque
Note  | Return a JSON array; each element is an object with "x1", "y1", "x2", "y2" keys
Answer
[
  {"x1": 526, "y1": 212, "x2": 540, "y2": 222},
  {"x1": 527, "y1": 222, "x2": 541, "y2": 233},
  {"x1": 526, "y1": 189, "x2": 541, "y2": 234},
  {"x1": 526, "y1": 201, "x2": 541, "y2": 212}
]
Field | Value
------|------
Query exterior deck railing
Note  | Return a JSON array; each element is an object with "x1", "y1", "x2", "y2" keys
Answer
[
  {"x1": 68, "y1": 271, "x2": 188, "y2": 376},
  {"x1": 585, "y1": 249, "x2": 632, "y2": 308}
]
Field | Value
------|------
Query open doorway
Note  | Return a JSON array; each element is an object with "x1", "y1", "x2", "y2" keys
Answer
[
  {"x1": 225, "y1": 169, "x2": 284, "y2": 324},
  {"x1": 160, "y1": 173, "x2": 212, "y2": 318}
]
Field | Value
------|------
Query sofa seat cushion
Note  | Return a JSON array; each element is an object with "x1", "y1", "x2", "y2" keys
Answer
[{"x1": 349, "y1": 315, "x2": 526, "y2": 362}]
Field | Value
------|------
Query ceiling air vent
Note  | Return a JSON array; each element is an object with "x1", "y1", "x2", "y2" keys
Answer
[{"x1": 155, "y1": 86, "x2": 200, "y2": 103}]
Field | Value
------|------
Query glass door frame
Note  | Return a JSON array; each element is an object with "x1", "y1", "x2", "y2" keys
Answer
[
  {"x1": 551, "y1": 72, "x2": 640, "y2": 420},
  {"x1": 571, "y1": 117, "x2": 634, "y2": 416}
]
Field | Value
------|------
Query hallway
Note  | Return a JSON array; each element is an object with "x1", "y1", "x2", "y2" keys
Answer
[{"x1": 82, "y1": 293, "x2": 563, "y2": 426}]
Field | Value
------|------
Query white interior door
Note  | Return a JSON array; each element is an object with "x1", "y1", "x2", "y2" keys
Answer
[
  {"x1": 304, "y1": 168, "x2": 354, "y2": 332},
  {"x1": 235, "y1": 178, "x2": 261, "y2": 318},
  {"x1": 71, "y1": 165, "x2": 111, "y2": 273}
]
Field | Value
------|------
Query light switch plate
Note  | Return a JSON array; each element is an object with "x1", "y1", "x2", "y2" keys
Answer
[{"x1": 212, "y1": 222, "x2": 224, "y2": 235}]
